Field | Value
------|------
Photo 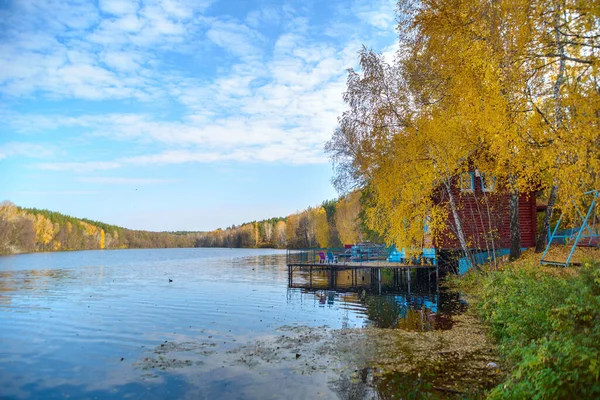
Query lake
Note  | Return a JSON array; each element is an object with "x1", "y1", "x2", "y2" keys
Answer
[{"x1": 0, "y1": 248, "x2": 499, "y2": 399}]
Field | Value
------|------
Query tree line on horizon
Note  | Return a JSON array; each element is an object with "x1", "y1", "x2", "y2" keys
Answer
[
  {"x1": 0, "y1": 194, "x2": 372, "y2": 255},
  {"x1": 193, "y1": 192, "x2": 373, "y2": 249},
  {"x1": 0, "y1": 201, "x2": 201, "y2": 254}
]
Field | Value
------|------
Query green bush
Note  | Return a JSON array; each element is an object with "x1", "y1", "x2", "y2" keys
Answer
[{"x1": 474, "y1": 261, "x2": 600, "y2": 399}]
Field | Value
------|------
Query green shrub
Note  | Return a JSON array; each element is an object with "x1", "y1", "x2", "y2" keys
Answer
[{"x1": 472, "y1": 261, "x2": 600, "y2": 399}]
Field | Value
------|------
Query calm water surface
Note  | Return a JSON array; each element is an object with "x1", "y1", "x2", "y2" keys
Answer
[{"x1": 0, "y1": 248, "x2": 465, "y2": 399}]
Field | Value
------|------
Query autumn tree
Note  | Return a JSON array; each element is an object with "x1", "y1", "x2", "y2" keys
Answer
[
  {"x1": 274, "y1": 220, "x2": 287, "y2": 248},
  {"x1": 0, "y1": 201, "x2": 35, "y2": 254},
  {"x1": 321, "y1": 199, "x2": 342, "y2": 247},
  {"x1": 335, "y1": 191, "x2": 363, "y2": 245},
  {"x1": 262, "y1": 221, "x2": 274, "y2": 245},
  {"x1": 315, "y1": 207, "x2": 330, "y2": 248},
  {"x1": 514, "y1": 0, "x2": 600, "y2": 251},
  {"x1": 326, "y1": 0, "x2": 600, "y2": 265}
]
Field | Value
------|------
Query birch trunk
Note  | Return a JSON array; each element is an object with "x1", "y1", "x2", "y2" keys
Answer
[
  {"x1": 443, "y1": 178, "x2": 477, "y2": 270},
  {"x1": 509, "y1": 187, "x2": 522, "y2": 260},
  {"x1": 536, "y1": 6, "x2": 565, "y2": 253}
]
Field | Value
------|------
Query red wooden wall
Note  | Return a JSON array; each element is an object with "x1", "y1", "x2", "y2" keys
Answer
[{"x1": 433, "y1": 175, "x2": 537, "y2": 250}]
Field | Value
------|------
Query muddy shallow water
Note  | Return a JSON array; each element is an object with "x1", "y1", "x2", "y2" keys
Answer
[{"x1": 0, "y1": 248, "x2": 501, "y2": 399}]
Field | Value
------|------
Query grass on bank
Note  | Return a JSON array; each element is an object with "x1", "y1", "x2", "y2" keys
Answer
[{"x1": 452, "y1": 249, "x2": 600, "y2": 399}]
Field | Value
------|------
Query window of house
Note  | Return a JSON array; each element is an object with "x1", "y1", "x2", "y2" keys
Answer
[
  {"x1": 481, "y1": 173, "x2": 497, "y2": 192},
  {"x1": 459, "y1": 172, "x2": 475, "y2": 192}
]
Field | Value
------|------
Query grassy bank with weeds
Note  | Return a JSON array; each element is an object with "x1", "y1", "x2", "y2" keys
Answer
[{"x1": 452, "y1": 251, "x2": 600, "y2": 398}]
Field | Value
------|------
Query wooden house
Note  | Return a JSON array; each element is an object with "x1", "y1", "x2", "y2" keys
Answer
[{"x1": 432, "y1": 171, "x2": 537, "y2": 251}]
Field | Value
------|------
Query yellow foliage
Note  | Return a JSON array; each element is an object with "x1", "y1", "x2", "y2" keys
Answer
[
  {"x1": 34, "y1": 215, "x2": 55, "y2": 246},
  {"x1": 274, "y1": 220, "x2": 287, "y2": 247},
  {"x1": 314, "y1": 207, "x2": 329, "y2": 248},
  {"x1": 329, "y1": 0, "x2": 600, "y2": 255},
  {"x1": 285, "y1": 214, "x2": 298, "y2": 244},
  {"x1": 100, "y1": 229, "x2": 105, "y2": 250},
  {"x1": 86, "y1": 222, "x2": 98, "y2": 236},
  {"x1": 0, "y1": 201, "x2": 21, "y2": 221},
  {"x1": 335, "y1": 192, "x2": 362, "y2": 245}
]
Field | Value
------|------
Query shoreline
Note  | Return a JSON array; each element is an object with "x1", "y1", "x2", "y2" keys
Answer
[{"x1": 449, "y1": 250, "x2": 600, "y2": 398}]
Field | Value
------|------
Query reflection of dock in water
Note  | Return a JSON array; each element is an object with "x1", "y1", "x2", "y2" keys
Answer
[
  {"x1": 288, "y1": 265, "x2": 438, "y2": 296},
  {"x1": 286, "y1": 265, "x2": 465, "y2": 330}
]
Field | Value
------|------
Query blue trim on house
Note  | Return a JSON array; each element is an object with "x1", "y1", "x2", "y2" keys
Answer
[
  {"x1": 458, "y1": 248, "x2": 527, "y2": 275},
  {"x1": 460, "y1": 172, "x2": 475, "y2": 192},
  {"x1": 386, "y1": 247, "x2": 436, "y2": 265}
]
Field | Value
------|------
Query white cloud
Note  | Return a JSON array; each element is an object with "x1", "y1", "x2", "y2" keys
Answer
[
  {"x1": 3, "y1": 0, "x2": 399, "y2": 172},
  {"x1": 102, "y1": 50, "x2": 142, "y2": 72},
  {"x1": 246, "y1": 6, "x2": 281, "y2": 28},
  {"x1": 381, "y1": 41, "x2": 400, "y2": 64},
  {"x1": 8, "y1": 26, "x2": 361, "y2": 169},
  {"x1": 98, "y1": 0, "x2": 140, "y2": 16},
  {"x1": 33, "y1": 140, "x2": 328, "y2": 172},
  {"x1": 78, "y1": 177, "x2": 180, "y2": 184},
  {"x1": 353, "y1": 0, "x2": 396, "y2": 30},
  {"x1": 205, "y1": 19, "x2": 264, "y2": 57},
  {"x1": 0, "y1": 0, "x2": 208, "y2": 100},
  {"x1": 10, "y1": 190, "x2": 100, "y2": 196},
  {"x1": 0, "y1": 142, "x2": 55, "y2": 160},
  {"x1": 36, "y1": 161, "x2": 123, "y2": 172}
]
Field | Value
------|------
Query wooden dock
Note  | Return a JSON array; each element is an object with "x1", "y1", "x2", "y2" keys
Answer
[
  {"x1": 286, "y1": 249, "x2": 440, "y2": 292},
  {"x1": 287, "y1": 261, "x2": 439, "y2": 295}
]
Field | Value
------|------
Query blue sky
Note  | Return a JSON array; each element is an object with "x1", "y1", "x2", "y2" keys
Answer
[{"x1": 0, "y1": 0, "x2": 397, "y2": 231}]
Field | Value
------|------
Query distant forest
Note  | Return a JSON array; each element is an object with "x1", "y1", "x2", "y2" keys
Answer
[
  {"x1": 194, "y1": 191, "x2": 373, "y2": 249},
  {"x1": 0, "y1": 193, "x2": 370, "y2": 254},
  {"x1": 0, "y1": 201, "x2": 200, "y2": 254}
]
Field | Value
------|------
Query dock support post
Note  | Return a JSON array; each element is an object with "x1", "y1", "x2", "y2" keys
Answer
[
  {"x1": 428, "y1": 268, "x2": 432, "y2": 295},
  {"x1": 407, "y1": 268, "x2": 411, "y2": 296},
  {"x1": 436, "y1": 262, "x2": 439, "y2": 293},
  {"x1": 378, "y1": 269, "x2": 381, "y2": 295}
]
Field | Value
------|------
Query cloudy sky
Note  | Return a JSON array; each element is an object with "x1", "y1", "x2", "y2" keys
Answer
[{"x1": 0, "y1": 0, "x2": 397, "y2": 231}]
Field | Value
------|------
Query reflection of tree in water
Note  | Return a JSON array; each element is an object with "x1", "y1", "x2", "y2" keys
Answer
[
  {"x1": 289, "y1": 265, "x2": 468, "y2": 331},
  {"x1": 373, "y1": 371, "x2": 436, "y2": 399},
  {"x1": 437, "y1": 290, "x2": 468, "y2": 315},
  {"x1": 0, "y1": 271, "x2": 15, "y2": 306},
  {"x1": 396, "y1": 308, "x2": 436, "y2": 332},
  {"x1": 331, "y1": 367, "x2": 378, "y2": 400},
  {"x1": 329, "y1": 310, "x2": 502, "y2": 399},
  {"x1": 362, "y1": 294, "x2": 403, "y2": 328},
  {"x1": 331, "y1": 361, "x2": 436, "y2": 399},
  {"x1": 0, "y1": 268, "x2": 77, "y2": 307},
  {"x1": 361, "y1": 287, "x2": 466, "y2": 331}
]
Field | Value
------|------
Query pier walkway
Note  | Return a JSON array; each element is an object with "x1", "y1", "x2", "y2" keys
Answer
[
  {"x1": 286, "y1": 247, "x2": 438, "y2": 270},
  {"x1": 286, "y1": 248, "x2": 440, "y2": 294}
]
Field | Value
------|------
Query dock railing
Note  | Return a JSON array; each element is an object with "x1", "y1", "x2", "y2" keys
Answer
[
  {"x1": 286, "y1": 248, "x2": 348, "y2": 265},
  {"x1": 286, "y1": 246, "x2": 438, "y2": 266}
]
